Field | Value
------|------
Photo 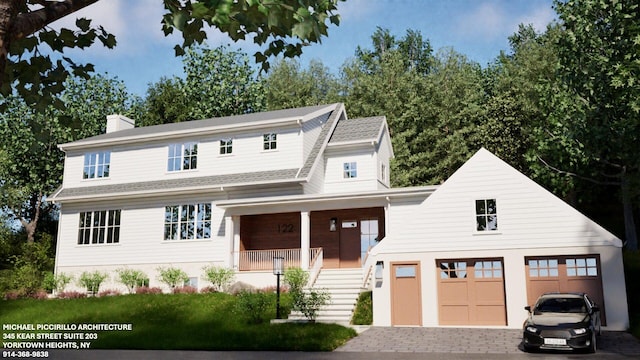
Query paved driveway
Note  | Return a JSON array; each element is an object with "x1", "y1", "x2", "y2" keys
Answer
[{"x1": 335, "y1": 327, "x2": 640, "y2": 356}]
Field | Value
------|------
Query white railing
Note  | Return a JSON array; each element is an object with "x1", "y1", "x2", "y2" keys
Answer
[
  {"x1": 307, "y1": 248, "x2": 324, "y2": 287},
  {"x1": 238, "y1": 247, "x2": 322, "y2": 272}
]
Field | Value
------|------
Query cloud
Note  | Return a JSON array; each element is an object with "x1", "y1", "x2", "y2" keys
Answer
[{"x1": 453, "y1": 1, "x2": 555, "y2": 42}]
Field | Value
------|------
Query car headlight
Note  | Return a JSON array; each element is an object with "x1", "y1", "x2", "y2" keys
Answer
[
  {"x1": 526, "y1": 326, "x2": 538, "y2": 333},
  {"x1": 574, "y1": 328, "x2": 587, "y2": 335}
]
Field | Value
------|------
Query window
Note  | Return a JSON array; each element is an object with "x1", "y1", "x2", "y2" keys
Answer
[
  {"x1": 164, "y1": 203, "x2": 211, "y2": 240},
  {"x1": 220, "y1": 139, "x2": 233, "y2": 155},
  {"x1": 566, "y1": 257, "x2": 598, "y2": 277},
  {"x1": 83, "y1": 151, "x2": 110, "y2": 179},
  {"x1": 263, "y1": 133, "x2": 277, "y2": 150},
  {"x1": 440, "y1": 261, "x2": 467, "y2": 279},
  {"x1": 474, "y1": 260, "x2": 502, "y2": 278},
  {"x1": 475, "y1": 199, "x2": 497, "y2": 231},
  {"x1": 381, "y1": 163, "x2": 387, "y2": 182},
  {"x1": 168, "y1": 142, "x2": 198, "y2": 171},
  {"x1": 528, "y1": 259, "x2": 559, "y2": 277},
  {"x1": 77, "y1": 210, "x2": 121, "y2": 245},
  {"x1": 343, "y1": 162, "x2": 357, "y2": 178}
]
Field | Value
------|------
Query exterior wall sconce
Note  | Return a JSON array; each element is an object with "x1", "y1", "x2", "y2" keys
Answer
[
  {"x1": 375, "y1": 261, "x2": 384, "y2": 288},
  {"x1": 329, "y1": 217, "x2": 337, "y2": 232},
  {"x1": 273, "y1": 256, "x2": 285, "y2": 319}
]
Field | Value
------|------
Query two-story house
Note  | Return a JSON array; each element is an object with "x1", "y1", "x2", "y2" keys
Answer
[{"x1": 50, "y1": 103, "x2": 628, "y2": 330}]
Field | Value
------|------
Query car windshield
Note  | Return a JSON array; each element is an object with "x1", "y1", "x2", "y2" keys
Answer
[{"x1": 535, "y1": 297, "x2": 586, "y2": 313}]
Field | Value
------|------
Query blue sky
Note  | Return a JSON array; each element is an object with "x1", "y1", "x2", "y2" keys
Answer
[{"x1": 52, "y1": 0, "x2": 556, "y2": 96}]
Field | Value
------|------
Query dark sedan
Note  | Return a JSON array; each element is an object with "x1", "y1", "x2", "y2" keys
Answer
[{"x1": 522, "y1": 292, "x2": 601, "y2": 353}]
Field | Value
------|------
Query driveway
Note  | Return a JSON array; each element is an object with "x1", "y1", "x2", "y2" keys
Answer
[{"x1": 335, "y1": 327, "x2": 640, "y2": 356}]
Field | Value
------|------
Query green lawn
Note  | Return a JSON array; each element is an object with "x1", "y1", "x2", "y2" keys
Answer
[{"x1": 0, "y1": 293, "x2": 356, "y2": 351}]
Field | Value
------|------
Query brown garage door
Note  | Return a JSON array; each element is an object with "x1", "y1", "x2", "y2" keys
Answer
[
  {"x1": 525, "y1": 255, "x2": 605, "y2": 324},
  {"x1": 437, "y1": 258, "x2": 506, "y2": 326}
]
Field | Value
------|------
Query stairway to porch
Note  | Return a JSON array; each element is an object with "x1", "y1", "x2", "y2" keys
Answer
[{"x1": 289, "y1": 268, "x2": 364, "y2": 325}]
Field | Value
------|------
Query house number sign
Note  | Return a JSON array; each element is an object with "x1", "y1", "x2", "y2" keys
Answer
[{"x1": 277, "y1": 224, "x2": 294, "y2": 233}]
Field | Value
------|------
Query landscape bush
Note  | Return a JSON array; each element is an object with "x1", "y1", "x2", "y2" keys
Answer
[
  {"x1": 116, "y1": 268, "x2": 148, "y2": 294},
  {"x1": 284, "y1": 267, "x2": 330, "y2": 321},
  {"x1": 156, "y1": 266, "x2": 189, "y2": 290},
  {"x1": 135, "y1": 286, "x2": 163, "y2": 295},
  {"x1": 173, "y1": 286, "x2": 198, "y2": 294},
  {"x1": 202, "y1": 265, "x2": 235, "y2": 292},
  {"x1": 78, "y1": 271, "x2": 108, "y2": 296},
  {"x1": 42, "y1": 272, "x2": 73, "y2": 294},
  {"x1": 57, "y1": 291, "x2": 86, "y2": 299},
  {"x1": 98, "y1": 289, "x2": 122, "y2": 297},
  {"x1": 351, "y1": 291, "x2": 372, "y2": 325},
  {"x1": 235, "y1": 290, "x2": 272, "y2": 324}
]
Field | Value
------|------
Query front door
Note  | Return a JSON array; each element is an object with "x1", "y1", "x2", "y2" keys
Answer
[
  {"x1": 391, "y1": 262, "x2": 422, "y2": 326},
  {"x1": 339, "y1": 220, "x2": 360, "y2": 268}
]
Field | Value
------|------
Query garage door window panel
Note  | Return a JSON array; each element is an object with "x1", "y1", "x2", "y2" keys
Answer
[
  {"x1": 566, "y1": 257, "x2": 598, "y2": 277},
  {"x1": 528, "y1": 259, "x2": 559, "y2": 277},
  {"x1": 440, "y1": 261, "x2": 467, "y2": 279}
]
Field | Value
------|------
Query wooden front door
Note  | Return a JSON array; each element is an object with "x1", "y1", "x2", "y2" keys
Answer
[
  {"x1": 391, "y1": 262, "x2": 422, "y2": 326},
  {"x1": 339, "y1": 220, "x2": 360, "y2": 268}
]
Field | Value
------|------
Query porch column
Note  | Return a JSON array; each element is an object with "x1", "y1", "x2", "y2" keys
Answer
[
  {"x1": 227, "y1": 215, "x2": 240, "y2": 270},
  {"x1": 300, "y1": 211, "x2": 310, "y2": 270}
]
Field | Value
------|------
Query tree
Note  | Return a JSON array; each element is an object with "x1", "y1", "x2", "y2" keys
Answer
[
  {"x1": 182, "y1": 45, "x2": 265, "y2": 119},
  {"x1": 0, "y1": 74, "x2": 133, "y2": 243},
  {"x1": 0, "y1": 0, "x2": 344, "y2": 111},
  {"x1": 137, "y1": 77, "x2": 189, "y2": 126},
  {"x1": 549, "y1": 0, "x2": 639, "y2": 250},
  {"x1": 264, "y1": 58, "x2": 340, "y2": 110}
]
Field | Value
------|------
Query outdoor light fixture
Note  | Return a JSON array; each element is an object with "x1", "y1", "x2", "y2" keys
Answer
[
  {"x1": 329, "y1": 217, "x2": 337, "y2": 232},
  {"x1": 273, "y1": 256, "x2": 285, "y2": 319}
]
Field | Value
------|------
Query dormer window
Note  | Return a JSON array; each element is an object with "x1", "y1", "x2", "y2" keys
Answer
[
  {"x1": 343, "y1": 162, "x2": 358, "y2": 178},
  {"x1": 263, "y1": 133, "x2": 277, "y2": 150},
  {"x1": 168, "y1": 142, "x2": 197, "y2": 171},
  {"x1": 475, "y1": 199, "x2": 497, "y2": 231},
  {"x1": 83, "y1": 151, "x2": 110, "y2": 179},
  {"x1": 220, "y1": 139, "x2": 233, "y2": 155}
]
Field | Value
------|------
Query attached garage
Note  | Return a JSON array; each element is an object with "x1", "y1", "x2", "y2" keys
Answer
[
  {"x1": 437, "y1": 258, "x2": 507, "y2": 326},
  {"x1": 525, "y1": 255, "x2": 605, "y2": 324}
]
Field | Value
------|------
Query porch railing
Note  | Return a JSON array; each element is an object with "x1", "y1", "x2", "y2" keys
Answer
[
  {"x1": 238, "y1": 248, "x2": 322, "y2": 271},
  {"x1": 307, "y1": 248, "x2": 324, "y2": 287}
]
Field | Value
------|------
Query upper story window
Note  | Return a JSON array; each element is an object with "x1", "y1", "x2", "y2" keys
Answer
[
  {"x1": 83, "y1": 151, "x2": 110, "y2": 179},
  {"x1": 164, "y1": 203, "x2": 211, "y2": 241},
  {"x1": 381, "y1": 163, "x2": 387, "y2": 182},
  {"x1": 168, "y1": 142, "x2": 197, "y2": 172},
  {"x1": 475, "y1": 199, "x2": 497, "y2": 231},
  {"x1": 263, "y1": 133, "x2": 277, "y2": 150},
  {"x1": 78, "y1": 210, "x2": 121, "y2": 245},
  {"x1": 220, "y1": 139, "x2": 233, "y2": 155},
  {"x1": 343, "y1": 162, "x2": 358, "y2": 178}
]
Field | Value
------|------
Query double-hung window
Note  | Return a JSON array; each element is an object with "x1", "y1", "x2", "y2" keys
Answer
[
  {"x1": 475, "y1": 199, "x2": 498, "y2": 231},
  {"x1": 164, "y1": 203, "x2": 211, "y2": 240},
  {"x1": 78, "y1": 210, "x2": 121, "y2": 245},
  {"x1": 263, "y1": 133, "x2": 277, "y2": 150},
  {"x1": 220, "y1": 139, "x2": 233, "y2": 155},
  {"x1": 168, "y1": 142, "x2": 198, "y2": 171},
  {"x1": 83, "y1": 151, "x2": 110, "y2": 179},
  {"x1": 343, "y1": 162, "x2": 358, "y2": 178}
]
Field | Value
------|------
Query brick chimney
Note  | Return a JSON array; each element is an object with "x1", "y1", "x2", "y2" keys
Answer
[{"x1": 106, "y1": 114, "x2": 135, "y2": 133}]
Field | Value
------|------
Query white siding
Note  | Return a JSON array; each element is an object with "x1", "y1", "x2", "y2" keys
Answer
[
  {"x1": 324, "y1": 150, "x2": 378, "y2": 193},
  {"x1": 55, "y1": 195, "x2": 230, "y2": 268},
  {"x1": 61, "y1": 127, "x2": 303, "y2": 189},
  {"x1": 303, "y1": 156, "x2": 325, "y2": 194}
]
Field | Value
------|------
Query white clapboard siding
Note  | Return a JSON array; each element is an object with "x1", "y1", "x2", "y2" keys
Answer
[
  {"x1": 377, "y1": 148, "x2": 621, "y2": 255},
  {"x1": 324, "y1": 151, "x2": 378, "y2": 193}
]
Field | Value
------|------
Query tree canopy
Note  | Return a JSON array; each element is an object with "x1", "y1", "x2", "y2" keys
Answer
[{"x1": 0, "y1": 0, "x2": 344, "y2": 111}]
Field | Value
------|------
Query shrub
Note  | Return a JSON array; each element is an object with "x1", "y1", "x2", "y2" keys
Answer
[
  {"x1": 3, "y1": 290, "x2": 21, "y2": 300},
  {"x1": 173, "y1": 286, "x2": 198, "y2": 294},
  {"x1": 235, "y1": 290, "x2": 272, "y2": 324},
  {"x1": 42, "y1": 272, "x2": 73, "y2": 294},
  {"x1": 135, "y1": 286, "x2": 163, "y2": 295},
  {"x1": 11, "y1": 264, "x2": 43, "y2": 297},
  {"x1": 78, "y1": 271, "x2": 109, "y2": 296},
  {"x1": 116, "y1": 268, "x2": 148, "y2": 294},
  {"x1": 284, "y1": 267, "x2": 330, "y2": 321},
  {"x1": 202, "y1": 265, "x2": 235, "y2": 292},
  {"x1": 57, "y1": 291, "x2": 87, "y2": 299},
  {"x1": 351, "y1": 291, "x2": 372, "y2": 325},
  {"x1": 30, "y1": 290, "x2": 49, "y2": 300},
  {"x1": 98, "y1": 289, "x2": 121, "y2": 297},
  {"x1": 156, "y1": 266, "x2": 189, "y2": 290},
  {"x1": 199, "y1": 286, "x2": 218, "y2": 294}
]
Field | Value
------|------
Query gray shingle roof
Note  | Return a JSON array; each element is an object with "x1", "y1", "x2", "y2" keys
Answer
[
  {"x1": 64, "y1": 103, "x2": 338, "y2": 147},
  {"x1": 55, "y1": 169, "x2": 300, "y2": 199},
  {"x1": 329, "y1": 116, "x2": 385, "y2": 144}
]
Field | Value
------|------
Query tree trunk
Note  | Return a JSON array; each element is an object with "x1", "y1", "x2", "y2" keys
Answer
[
  {"x1": 621, "y1": 175, "x2": 638, "y2": 251},
  {"x1": 0, "y1": 0, "x2": 20, "y2": 88}
]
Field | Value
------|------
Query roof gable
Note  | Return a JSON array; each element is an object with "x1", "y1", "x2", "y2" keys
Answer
[{"x1": 373, "y1": 148, "x2": 621, "y2": 255}]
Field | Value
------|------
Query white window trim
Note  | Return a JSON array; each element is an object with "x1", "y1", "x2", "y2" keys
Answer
[
  {"x1": 343, "y1": 161, "x2": 358, "y2": 179},
  {"x1": 167, "y1": 142, "x2": 198, "y2": 172},
  {"x1": 471, "y1": 196, "x2": 502, "y2": 235},
  {"x1": 262, "y1": 133, "x2": 277, "y2": 151},
  {"x1": 82, "y1": 151, "x2": 111, "y2": 180}
]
